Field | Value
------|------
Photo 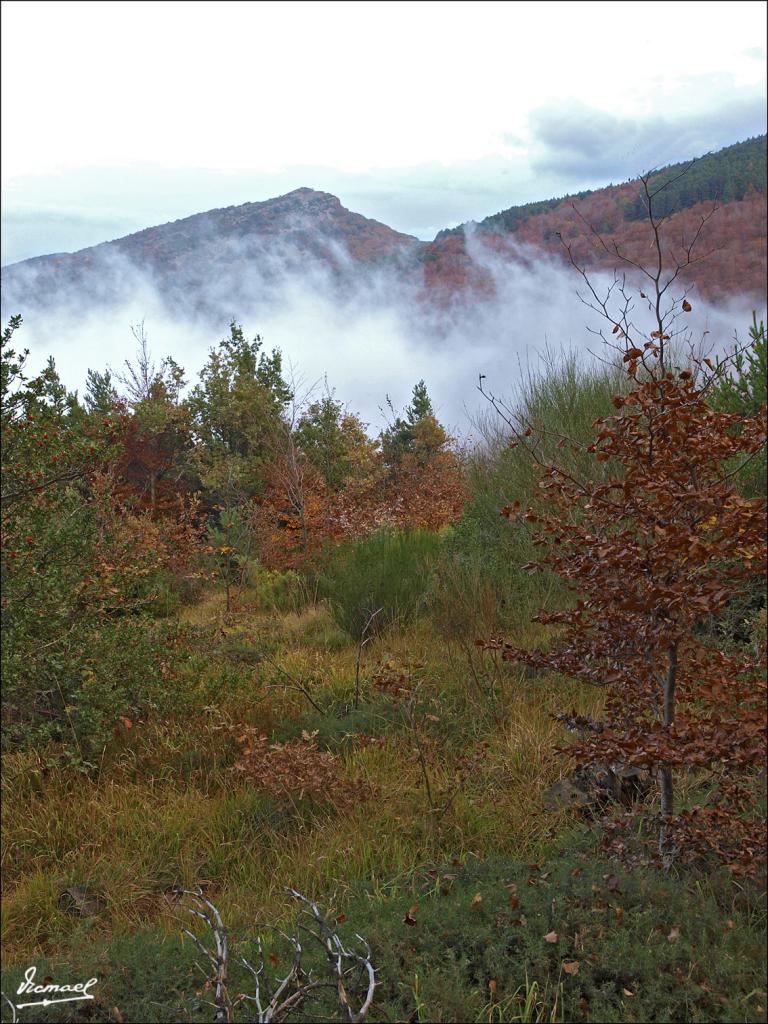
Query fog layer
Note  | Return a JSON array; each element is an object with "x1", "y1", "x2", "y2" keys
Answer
[{"x1": 2, "y1": 234, "x2": 760, "y2": 437}]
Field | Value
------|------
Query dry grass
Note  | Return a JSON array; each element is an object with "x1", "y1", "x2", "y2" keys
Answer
[{"x1": 1, "y1": 597, "x2": 597, "y2": 964}]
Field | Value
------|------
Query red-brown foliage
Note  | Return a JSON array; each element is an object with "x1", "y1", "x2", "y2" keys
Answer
[
  {"x1": 422, "y1": 191, "x2": 767, "y2": 305},
  {"x1": 489, "y1": 369, "x2": 767, "y2": 870}
]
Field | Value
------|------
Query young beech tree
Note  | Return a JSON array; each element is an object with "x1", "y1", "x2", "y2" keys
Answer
[
  {"x1": 483, "y1": 156, "x2": 767, "y2": 869},
  {"x1": 489, "y1": 364, "x2": 767, "y2": 869}
]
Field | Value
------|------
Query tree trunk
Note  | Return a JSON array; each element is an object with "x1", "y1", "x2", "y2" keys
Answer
[{"x1": 659, "y1": 642, "x2": 678, "y2": 863}]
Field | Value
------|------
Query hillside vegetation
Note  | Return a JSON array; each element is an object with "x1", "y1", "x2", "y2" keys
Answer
[{"x1": 423, "y1": 135, "x2": 768, "y2": 303}]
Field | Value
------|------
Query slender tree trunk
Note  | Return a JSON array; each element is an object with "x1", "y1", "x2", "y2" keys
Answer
[
  {"x1": 659, "y1": 641, "x2": 678, "y2": 863},
  {"x1": 355, "y1": 635, "x2": 363, "y2": 710}
]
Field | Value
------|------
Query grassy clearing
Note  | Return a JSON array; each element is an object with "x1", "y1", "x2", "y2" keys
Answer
[
  {"x1": 2, "y1": 601, "x2": 584, "y2": 969},
  {"x1": 6, "y1": 600, "x2": 762, "y2": 1023}
]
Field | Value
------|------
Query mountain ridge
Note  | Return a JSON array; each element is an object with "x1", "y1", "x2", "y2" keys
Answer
[{"x1": 2, "y1": 135, "x2": 766, "y2": 311}]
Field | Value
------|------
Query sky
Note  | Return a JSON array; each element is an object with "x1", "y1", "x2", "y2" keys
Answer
[
  {"x1": 1, "y1": 1, "x2": 766, "y2": 432},
  {"x1": 2, "y1": 0, "x2": 766, "y2": 264}
]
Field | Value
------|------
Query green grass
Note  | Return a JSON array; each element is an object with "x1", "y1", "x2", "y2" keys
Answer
[
  {"x1": 4, "y1": 595, "x2": 762, "y2": 1023},
  {"x1": 432, "y1": 351, "x2": 628, "y2": 643},
  {"x1": 2, "y1": 837, "x2": 765, "y2": 1023}
]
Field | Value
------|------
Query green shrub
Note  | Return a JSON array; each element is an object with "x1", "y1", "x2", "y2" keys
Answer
[
  {"x1": 316, "y1": 527, "x2": 443, "y2": 639},
  {"x1": 709, "y1": 313, "x2": 767, "y2": 498},
  {"x1": 0, "y1": 928, "x2": 204, "y2": 1022},
  {"x1": 271, "y1": 696, "x2": 404, "y2": 752},
  {"x1": 1, "y1": 620, "x2": 198, "y2": 766},
  {"x1": 1, "y1": 841, "x2": 764, "y2": 1023}
]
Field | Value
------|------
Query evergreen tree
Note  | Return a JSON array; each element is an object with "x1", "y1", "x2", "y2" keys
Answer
[{"x1": 186, "y1": 321, "x2": 291, "y2": 500}]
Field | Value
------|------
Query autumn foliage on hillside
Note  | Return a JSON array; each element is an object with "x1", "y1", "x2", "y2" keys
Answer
[
  {"x1": 421, "y1": 190, "x2": 767, "y2": 304},
  {"x1": 424, "y1": 136, "x2": 767, "y2": 304}
]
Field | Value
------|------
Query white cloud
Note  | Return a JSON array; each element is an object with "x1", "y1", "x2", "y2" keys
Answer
[{"x1": 2, "y1": 0, "x2": 766, "y2": 183}]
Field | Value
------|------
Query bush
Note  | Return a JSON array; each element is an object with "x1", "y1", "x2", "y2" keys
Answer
[
  {"x1": 1, "y1": 618, "x2": 200, "y2": 766},
  {"x1": 315, "y1": 527, "x2": 443, "y2": 638},
  {"x1": 709, "y1": 313, "x2": 767, "y2": 498}
]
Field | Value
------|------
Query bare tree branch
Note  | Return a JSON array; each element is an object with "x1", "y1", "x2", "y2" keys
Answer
[{"x1": 175, "y1": 888, "x2": 375, "y2": 1023}]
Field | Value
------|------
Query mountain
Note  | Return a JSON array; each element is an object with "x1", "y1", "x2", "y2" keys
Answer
[
  {"x1": 1, "y1": 188, "x2": 420, "y2": 316},
  {"x1": 2, "y1": 137, "x2": 766, "y2": 318}
]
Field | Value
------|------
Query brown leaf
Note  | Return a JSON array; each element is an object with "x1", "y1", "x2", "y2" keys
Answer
[
  {"x1": 472, "y1": 893, "x2": 483, "y2": 906},
  {"x1": 509, "y1": 893, "x2": 520, "y2": 909},
  {"x1": 667, "y1": 925, "x2": 680, "y2": 942},
  {"x1": 113, "y1": 1009, "x2": 124, "y2": 1024},
  {"x1": 488, "y1": 979, "x2": 497, "y2": 996},
  {"x1": 623, "y1": 988, "x2": 635, "y2": 997},
  {"x1": 605, "y1": 873, "x2": 619, "y2": 891},
  {"x1": 404, "y1": 905, "x2": 418, "y2": 926},
  {"x1": 563, "y1": 961, "x2": 580, "y2": 975},
  {"x1": 544, "y1": 930, "x2": 558, "y2": 943}
]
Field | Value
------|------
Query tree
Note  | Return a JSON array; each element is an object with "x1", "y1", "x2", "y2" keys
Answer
[
  {"x1": 85, "y1": 367, "x2": 120, "y2": 417},
  {"x1": 380, "y1": 380, "x2": 448, "y2": 467},
  {"x1": 486, "y1": 163, "x2": 768, "y2": 870},
  {"x1": 187, "y1": 321, "x2": 291, "y2": 502},
  {"x1": 1, "y1": 317, "x2": 205, "y2": 760},
  {"x1": 294, "y1": 389, "x2": 377, "y2": 491},
  {"x1": 490, "y1": 371, "x2": 766, "y2": 867},
  {"x1": 206, "y1": 504, "x2": 255, "y2": 613},
  {"x1": 711, "y1": 312, "x2": 767, "y2": 419}
]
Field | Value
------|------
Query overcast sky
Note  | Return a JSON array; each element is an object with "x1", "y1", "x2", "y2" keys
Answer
[{"x1": 2, "y1": 0, "x2": 766, "y2": 264}]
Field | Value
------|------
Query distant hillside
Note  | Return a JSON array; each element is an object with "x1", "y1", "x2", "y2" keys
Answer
[
  {"x1": 423, "y1": 136, "x2": 767, "y2": 303},
  {"x1": 439, "y1": 136, "x2": 767, "y2": 239}
]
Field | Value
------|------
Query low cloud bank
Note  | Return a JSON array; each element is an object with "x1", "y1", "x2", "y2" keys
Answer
[{"x1": 2, "y1": 234, "x2": 760, "y2": 439}]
